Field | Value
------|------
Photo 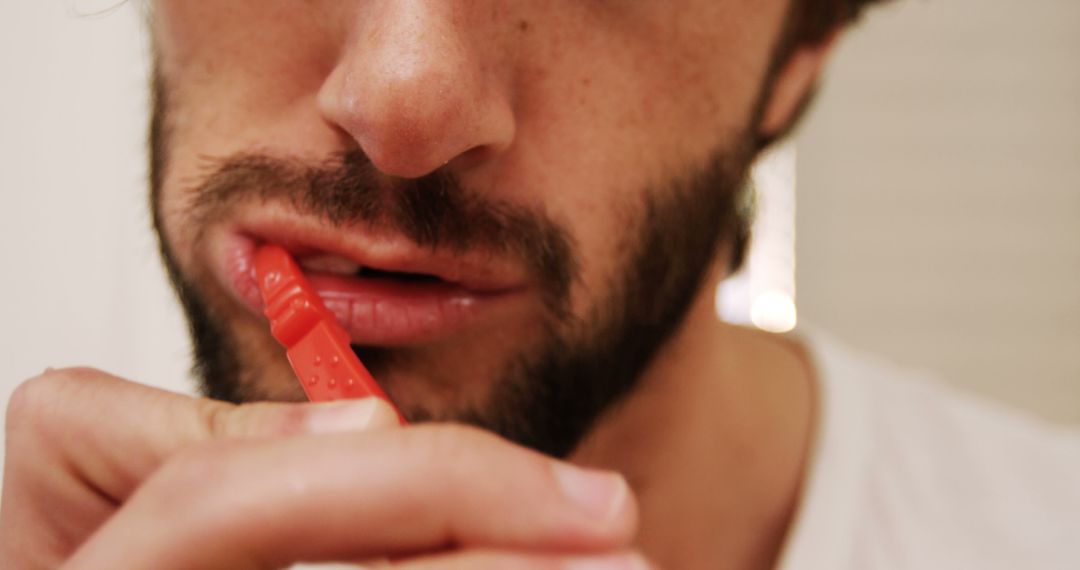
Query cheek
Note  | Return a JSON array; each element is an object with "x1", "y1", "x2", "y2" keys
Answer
[
  {"x1": 152, "y1": 2, "x2": 350, "y2": 269},
  {"x1": 497, "y1": 2, "x2": 783, "y2": 317},
  {"x1": 153, "y1": 0, "x2": 348, "y2": 160}
]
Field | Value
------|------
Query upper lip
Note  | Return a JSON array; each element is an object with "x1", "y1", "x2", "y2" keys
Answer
[{"x1": 228, "y1": 209, "x2": 528, "y2": 293}]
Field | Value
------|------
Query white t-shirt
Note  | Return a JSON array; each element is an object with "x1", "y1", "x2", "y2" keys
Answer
[{"x1": 778, "y1": 328, "x2": 1080, "y2": 570}]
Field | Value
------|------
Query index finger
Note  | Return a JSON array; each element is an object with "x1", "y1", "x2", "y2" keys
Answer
[
  {"x1": 4, "y1": 368, "x2": 395, "y2": 503},
  {"x1": 0, "y1": 368, "x2": 395, "y2": 567}
]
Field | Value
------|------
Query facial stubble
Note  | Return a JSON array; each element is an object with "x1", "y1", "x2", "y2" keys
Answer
[{"x1": 151, "y1": 79, "x2": 755, "y2": 460}]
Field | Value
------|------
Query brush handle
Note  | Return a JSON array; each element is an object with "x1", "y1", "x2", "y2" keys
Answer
[{"x1": 254, "y1": 244, "x2": 405, "y2": 423}]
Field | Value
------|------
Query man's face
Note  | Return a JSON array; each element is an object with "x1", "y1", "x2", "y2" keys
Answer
[{"x1": 151, "y1": 0, "x2": 790, "y2": 456}]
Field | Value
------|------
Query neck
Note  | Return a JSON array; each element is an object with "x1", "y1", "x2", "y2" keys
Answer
[{"x1": 571, "y1": 271, "x2": 815, "y2": 570}]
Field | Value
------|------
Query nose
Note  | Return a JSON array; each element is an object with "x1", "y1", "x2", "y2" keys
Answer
[{"x1": 318, "y1": 2, "x2": 516, "y2": 178}]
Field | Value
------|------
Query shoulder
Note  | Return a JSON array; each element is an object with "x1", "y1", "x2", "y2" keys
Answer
[{"x1": 779, "y1": 327, "x2": 1080, "y2": 570}]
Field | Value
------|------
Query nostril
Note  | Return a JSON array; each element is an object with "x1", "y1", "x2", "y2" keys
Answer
[
  {"x1": 451, "y1": 144, "x2": 503, "y2": 170},
  {"x1": 316, "y1": 22, "x2": 515, "y2": 179}
]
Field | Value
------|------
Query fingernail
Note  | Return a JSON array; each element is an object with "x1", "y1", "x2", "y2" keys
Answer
[
  {"x1": 553, "y1": 464, "x2": 630, "y2": 522},
  {"x1": 304, "y1": 399, "x2": 396, "y2": 434},
  {"x1": 563, "y1": 552, "x2": 652, "y2": 570}
]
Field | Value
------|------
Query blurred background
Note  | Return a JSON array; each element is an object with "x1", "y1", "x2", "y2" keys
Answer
[{"x1": 1, "y1": 0, "x2": 1078, "y2": 475}]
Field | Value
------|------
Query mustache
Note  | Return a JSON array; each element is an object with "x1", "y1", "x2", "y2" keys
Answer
[{"x1": 185, "y1": 150, "x2": 579, "y2": 316}]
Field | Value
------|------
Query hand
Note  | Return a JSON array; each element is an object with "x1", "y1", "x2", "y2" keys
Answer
[{"x1": 0, "y1": 368, "x2": 643, "y2": 569}]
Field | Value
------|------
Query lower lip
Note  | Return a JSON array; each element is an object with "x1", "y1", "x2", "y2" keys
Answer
[{"x1": 215, "y1": 234, "x2": 524, "y2": 346}]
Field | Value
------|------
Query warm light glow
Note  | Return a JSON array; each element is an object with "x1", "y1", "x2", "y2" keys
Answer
[
  {"x1": 750, "y1": 290, "x2": 797, "y2": 333},
  {"x1": 716, "y1": 143, "x2": 798, "y2": 332}
]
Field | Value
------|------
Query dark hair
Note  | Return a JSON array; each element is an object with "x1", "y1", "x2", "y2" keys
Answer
[{"x1": 787, "y1": 0, "x2": 895, "y2": 49}]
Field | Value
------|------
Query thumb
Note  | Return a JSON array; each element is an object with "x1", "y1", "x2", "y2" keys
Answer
[{"x1": 208, "y1": 397, "x2": 400, "y2": 439}]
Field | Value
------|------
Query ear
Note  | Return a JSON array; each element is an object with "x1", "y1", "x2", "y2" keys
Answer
[{"x1": 758, "y1": 31, "x2": 842, "y2": 139}]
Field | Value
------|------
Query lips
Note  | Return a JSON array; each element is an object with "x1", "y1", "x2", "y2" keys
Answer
[{"x1": 209, "y1": 213, "x2": 529, "y2": 346}]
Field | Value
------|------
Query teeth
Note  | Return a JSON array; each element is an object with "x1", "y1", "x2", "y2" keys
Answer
[{"x1": 298, "y1": 254, "x2": 362, "y2": 276}]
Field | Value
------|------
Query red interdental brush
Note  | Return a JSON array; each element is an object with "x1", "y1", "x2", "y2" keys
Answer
[{"x1": 254, "y1": 243, "x2": 406, "y2": 424}]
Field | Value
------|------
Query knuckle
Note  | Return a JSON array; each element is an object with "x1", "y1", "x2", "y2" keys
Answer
[
  {"x1": 6, "y1": 368, "x2": 99, "y2": 435},
  {"x1": 194, "y1": 397, "x2": 240, "y2": 439},
  {"x1": 194, "y1": 399, "x2": 306, "y2": 440},
  {"x1": 6, "y1": 377, "x2": 48, "y2": 428}
]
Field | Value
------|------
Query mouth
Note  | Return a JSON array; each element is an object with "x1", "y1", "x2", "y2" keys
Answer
[{"x1": 209, "y1": 213, "x2": 530, "y2": 347}]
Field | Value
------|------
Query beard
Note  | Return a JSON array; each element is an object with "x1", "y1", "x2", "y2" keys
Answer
[{"x1": 152, "y1": 98, "x2": 755, "y2": 460}]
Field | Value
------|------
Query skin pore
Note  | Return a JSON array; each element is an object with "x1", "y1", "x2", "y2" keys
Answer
[{"x1": 150, "y1": 0, "x2": 832, "y2": 567}]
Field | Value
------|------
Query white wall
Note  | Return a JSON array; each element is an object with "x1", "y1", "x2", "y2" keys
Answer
[
  {"x1": 0, "y1": 1, "x2": 193, "y2": 429},
  {"x1": 796, "y1": 0, "x2": 1080, "y2": 423}
]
